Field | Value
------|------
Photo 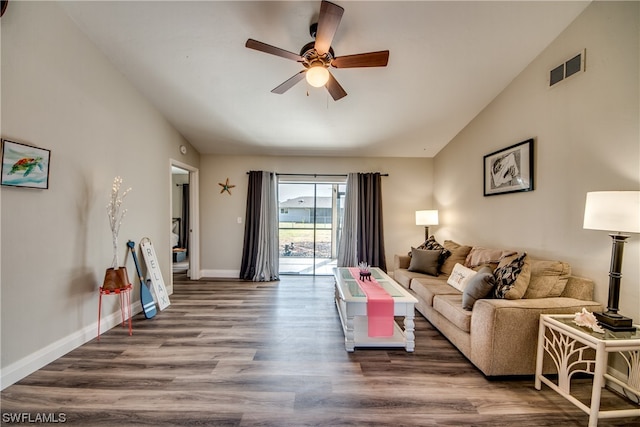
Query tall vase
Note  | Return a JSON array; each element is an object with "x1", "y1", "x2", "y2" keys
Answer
[
  {"x1": 102, "y1": 267, "x2": 129, "y2": 291},
  {"x1": 111, "y1": 235, "x2": 119, "y2": 269}
]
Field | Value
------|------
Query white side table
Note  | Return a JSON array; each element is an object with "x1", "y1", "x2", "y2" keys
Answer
[{"x1": 535, "y1": 314, "x2": 640, "y2": 427}]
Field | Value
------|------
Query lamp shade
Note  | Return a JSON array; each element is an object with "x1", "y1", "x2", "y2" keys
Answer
[
  {"x1": 583, "y1": 191, "x2": 640, "y2": 233},
  {"x1": 416, "y1": 210, "x2": 439, "y2": 226}
]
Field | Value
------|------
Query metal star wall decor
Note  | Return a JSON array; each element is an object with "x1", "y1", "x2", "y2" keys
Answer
[{"x1": 218, "y1": 178, "x2": 235, "y2": 195}]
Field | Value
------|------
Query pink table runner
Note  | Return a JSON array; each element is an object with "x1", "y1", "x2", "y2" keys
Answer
[{"x1": 348, "y1": 268, "x2": 394, "y2": 337}]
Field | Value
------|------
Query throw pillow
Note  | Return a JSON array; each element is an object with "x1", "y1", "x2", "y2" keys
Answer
[
  {"x1": 441, "y1": 241, "x2": 473, "y2": 275},
  {"x1": 407, "y1": 248, "x2": 440, "y2": 276},
  {"x1": 493, "y1": 252, "x2": 531, "y2": 299},
  {"x1": 462, "y1": 266, "x2": 495, "y2": 310},
  {"x1": 465, "y1": 247, "x2": 517, "y2": 268},
  {"x1": 447, "y1": 263, "x2": 478, "y2": 292},
  {"x1": 409, "y1": 236, "x2": 452, "y2": 267}
]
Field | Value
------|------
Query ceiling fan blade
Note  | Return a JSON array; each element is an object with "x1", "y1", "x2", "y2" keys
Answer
[
  {"x1": 271, "y1": 71, "x2": 306, "y2": 94},
  {"x1": 332, "y1": 51, "x2": 389, "y2": 68},
  {"x1": 325, "y1": 71, "x2": 347, "y2": 101},
  {"x1": 314, "y1": 1, "x2": 344, "y2": 56},
  {"x1": 245, "y1": 39, "x2": 303, "y2": 62}
]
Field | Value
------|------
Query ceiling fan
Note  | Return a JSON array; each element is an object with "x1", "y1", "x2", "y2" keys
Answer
[{"x1": 245, "y1": 0, "x2": 389, "y2": 101}]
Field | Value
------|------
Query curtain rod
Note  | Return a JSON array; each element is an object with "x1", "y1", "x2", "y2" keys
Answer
[{"x1": 246, "y1": 172, "x2": 389, "y2": 177}]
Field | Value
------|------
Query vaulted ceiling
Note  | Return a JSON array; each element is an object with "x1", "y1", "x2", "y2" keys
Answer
[{"x1": 60, "y1": 1, "x2": 590, "y2": 158}]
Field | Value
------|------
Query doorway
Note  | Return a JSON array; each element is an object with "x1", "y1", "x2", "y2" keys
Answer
[
  {"x1": 170, "y1": 160, "x2": 200, "y2": 282},
  {"x1": 278, "y1": 180, "x2": 346, "y2": 275}
]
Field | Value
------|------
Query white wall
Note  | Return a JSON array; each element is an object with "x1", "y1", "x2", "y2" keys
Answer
[
  {"x1": 1, "y1": 2, "x2": 199, "y2": 387},
  {"x1": 199, "y1": 155, "x2": 433, "y2": 277},
  {"x1": 434, "y1": 1, "x2": 639, "y2": 321}
]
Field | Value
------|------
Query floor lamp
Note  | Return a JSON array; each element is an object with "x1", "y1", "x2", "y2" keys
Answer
[
  {"x1": 583, "y1": 191, "x2": 640, "y2": 332},
  {"x1": 416, "y1": 210, "x2": 438, "y2": 241}
]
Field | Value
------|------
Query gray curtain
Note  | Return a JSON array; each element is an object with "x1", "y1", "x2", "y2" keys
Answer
[
  {"x1": 337, "y1": 173, "x2": 358, "y2": 267},
  {"x1": 337, "y1": 172, "x2": 387, "y2": 271},
  {"x1": 240, "y1": 171, "x2": 279, "y2": 281},
  {"x1": 357, "y1": 173, "x2": 386, "y2": 271}
]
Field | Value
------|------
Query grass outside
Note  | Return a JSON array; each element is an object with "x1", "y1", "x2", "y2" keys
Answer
[
  {"x1": 279, "y1": 228, "x2": 331, "y2": 243},
  {"x1": 279, "y1": 226, "x2": 333, "y2": 258}
]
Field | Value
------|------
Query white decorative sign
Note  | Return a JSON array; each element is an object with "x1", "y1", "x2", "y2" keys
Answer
[{"x1": 140, "y1": 237, "x2": 171, "y2": 310}]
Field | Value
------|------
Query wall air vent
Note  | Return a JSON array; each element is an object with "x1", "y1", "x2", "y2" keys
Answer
[{"x1": 549, "y1": 49, "x2": 585, "y2": 87}]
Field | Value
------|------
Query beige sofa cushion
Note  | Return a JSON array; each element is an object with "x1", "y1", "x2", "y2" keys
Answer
[
  {"x1": 393, "y1": 267, "x2": 434, "y2": 289},
  {"x1": 441, "y1": 241, "x2": 472, "y2": 275},
  {"x1": 524, "y1": 259, "x2": 571, "y2": 298},
  {"x1": 433, "y1": 294, "x2": 471, "y2": 332},
  {"x1": 410, "y1": 277, "x2": 460, "y2": 306},
  {"x1": 465, "y1": 246, "x2": 517, "y2": 268}
]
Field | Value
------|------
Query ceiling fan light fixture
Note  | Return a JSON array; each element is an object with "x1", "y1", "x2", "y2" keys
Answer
[{"x1": 306, "y1": 65, "x2": 330, "y2": 87}]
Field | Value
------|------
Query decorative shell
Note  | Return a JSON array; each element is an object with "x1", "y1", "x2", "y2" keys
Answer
[{"x1": 573, "y1": 308, "x2": 605, "y2": 333}]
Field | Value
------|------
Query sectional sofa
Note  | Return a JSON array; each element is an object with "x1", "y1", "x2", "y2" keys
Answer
[{"x1": 393, "y1": 239, "x2": 603, "y2": 376}]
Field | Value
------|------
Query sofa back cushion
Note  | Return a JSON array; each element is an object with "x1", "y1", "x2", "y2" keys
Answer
[
  {"x1": 464, "y1": 247, "x2": 517, "y2": 269},
  {"x1": 524, "y1": 259, "x2": 571, "y2": 298},
  {"x1": 441, "y1": 241, "x2": 472, "y2": 275}
]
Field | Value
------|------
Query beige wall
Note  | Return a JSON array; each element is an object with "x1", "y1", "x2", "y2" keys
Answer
[
  {"x1": 434, "y1": 1, "x2": 640, "y2": 321},
  {"x1": 199, "y1": 155, "x2": 433, "y2": 276},
  {"x1": 1, "y1": 2, "x2": 199, "y2": 387}
]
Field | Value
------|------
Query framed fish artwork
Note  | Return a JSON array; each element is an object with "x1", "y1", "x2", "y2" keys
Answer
[{"x1": 1, "y1": 140, "x2": 51, "y2": 189}]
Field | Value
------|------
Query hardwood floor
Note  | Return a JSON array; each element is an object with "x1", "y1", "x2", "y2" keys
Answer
[{"x1": 2, "y1": 275, "x2": 639, "y2": 426}]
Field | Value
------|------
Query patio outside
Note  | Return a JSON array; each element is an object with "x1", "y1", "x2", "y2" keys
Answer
[{"x1": 279, "y1": 222, "x2": 337, "y2": 275}]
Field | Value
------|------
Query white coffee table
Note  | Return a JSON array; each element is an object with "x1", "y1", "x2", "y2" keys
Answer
[{"x1": 333, "y1": 267, "x2": 418, "y2": 352}]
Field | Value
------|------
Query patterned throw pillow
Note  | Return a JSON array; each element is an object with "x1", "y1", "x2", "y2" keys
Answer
[
  {"x1": 493, "y1": 252, "x2": 528, "y2": 299},
  {"x1": 409, "y1": 236, "x2": 452, "y2": 267}
]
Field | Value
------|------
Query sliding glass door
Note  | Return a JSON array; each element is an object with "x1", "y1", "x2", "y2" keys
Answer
[{"x1": 278, "y1": 180, "x2": 345, "y2": 275}]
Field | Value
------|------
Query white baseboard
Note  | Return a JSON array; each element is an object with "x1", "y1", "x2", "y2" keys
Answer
[
  {"x1": 200, "y1": 269, "x2": 240, "y2": 278},
  {"x1": 1, "y1": 301, "x2": 141, "y2": 390}
]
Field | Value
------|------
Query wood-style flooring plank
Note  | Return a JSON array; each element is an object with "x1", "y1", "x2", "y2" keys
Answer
[{"x1": 1, "y1": 275, "x2": 639, "y2": 426}]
